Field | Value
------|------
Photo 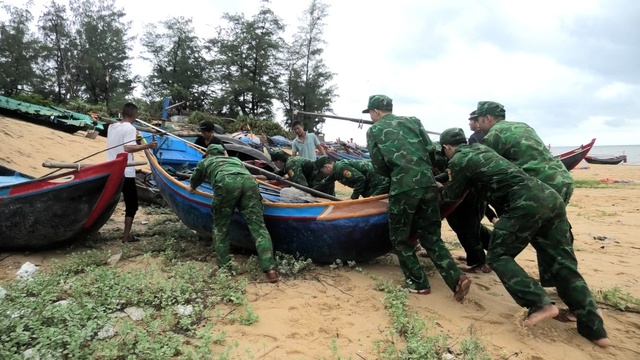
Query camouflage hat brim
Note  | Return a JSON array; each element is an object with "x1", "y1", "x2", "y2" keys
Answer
[{"x1": 361, "y1": 108, "x2": 370, "y2": 114}]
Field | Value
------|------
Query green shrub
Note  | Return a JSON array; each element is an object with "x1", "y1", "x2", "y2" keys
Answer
[{"x1": 12, "y1": 93, "x2": 54, "y2": 107}]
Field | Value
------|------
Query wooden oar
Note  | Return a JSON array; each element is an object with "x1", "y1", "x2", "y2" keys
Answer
[
  {"x1": 134, "y1": 118, "x2": 342, "y2": 202},
  {"x1": 43, "y1": 160, "x2": 147, "y2": 169},
  {"x1": 294, "y1": 110, "x2": 442, "y2": 136}
]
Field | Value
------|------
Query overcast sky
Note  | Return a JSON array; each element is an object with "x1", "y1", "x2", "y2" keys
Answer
[{"x1": 5, "y1": 0, "x2": 639, "y2": 146}]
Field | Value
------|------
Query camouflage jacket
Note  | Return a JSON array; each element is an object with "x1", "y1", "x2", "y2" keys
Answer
[
  {"x1": 284, "y1": 156, "x2": 317, "y2": 188},
  {"x1": 440, "y1": 144, "x2": 563, "y2": 215},
  {"x1": 483, "y1": 120, "x2": 573, "y2": 193},
  {"x1": 190, "y1": 156, "x2": 251, "y2": 188},
  {"x1": 366, "y1": 114, "x2": 437, "y2": 196},
  {"x1": 333, "y1": 160, "x2": 390, "y2": 199}
]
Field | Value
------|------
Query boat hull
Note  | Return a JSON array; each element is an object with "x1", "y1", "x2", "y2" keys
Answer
[
  {"x1": 0, "y1": 154, "x2": 127, "y2": 250},
  {"x1": 584, "y1": 155, "x2": 626, "y2": 165},
  {"x1": 145, "y1": 143, "x2": 462, "y2": 263},
  {"x1": 555, "y1": 138, "x2": 596, "y2": 171}
]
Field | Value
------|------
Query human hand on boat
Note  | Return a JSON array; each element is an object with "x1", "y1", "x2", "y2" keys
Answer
[
  {"x1": 188, "y1": 187, "x2": 196, "y2": 194},
  {"x1": 147, "y1": 141, "x2": 158, "y2": 150}
]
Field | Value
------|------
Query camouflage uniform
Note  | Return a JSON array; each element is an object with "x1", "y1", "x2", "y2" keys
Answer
[
  {"x1": 478, "y1": 101, "x2": 574, "y2": 286},
  {"x1": 433, "y1": 144, "x2": 491, "y2": 267},
  {"x1": 439, "y1": 128, "x2": 606, "y2": 342},
  {"x1": 332, "y1": 159, "x2": 390, "y2": 199},
  {"x1": 285, "y1": 156, "x2": 335, "y2": 195},
  {"x1": 364, "y1": 95, "x2": 463, "y2": 292},
  {"x1": 190, "y1": 144, "x2": 276, "y2": 272}
]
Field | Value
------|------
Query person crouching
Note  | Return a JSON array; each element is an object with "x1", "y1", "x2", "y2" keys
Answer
[{"x1": 189, "y1": 144, "x2": 279, "y2": 283}]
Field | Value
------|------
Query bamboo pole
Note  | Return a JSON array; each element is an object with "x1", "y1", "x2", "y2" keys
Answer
[
  {"x1": 294, "y1": 110, "x2": 442, "y2": 135},
  {"x1": 42, "y1": 160, "x2": 147, "y2": 169}
]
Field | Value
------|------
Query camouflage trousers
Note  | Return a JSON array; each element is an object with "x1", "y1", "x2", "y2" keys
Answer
[
  {"x1": 445, "y1": 190, "x2": 491, "y2": 266},
  {"x1": 313, "y1": 172, "x2": 336, "y2": 196},
  {"x1": 388, "y1": 187, "x2": 463, "y2": 291},
  {"x1": 538, "y1": 182, "x2": 575, "y2": 287},
  {"x1": 487, "y1": 199, "x2": 606, "y2": 341},
  {"x1": 212, "y1": 174, "x2": 276, "y2": 272},
  {"x1": 362, "y1": 181, "x2": 389, "y2": 198}
]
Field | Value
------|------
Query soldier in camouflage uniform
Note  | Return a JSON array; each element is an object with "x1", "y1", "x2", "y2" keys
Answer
[
  {"x1": 189, "y1": 144, "x2": 279, "y2": 283},
  {"x1": 315, "y1": 156, "x2": 390, "y2": 199},
  {"x1": 363, "y1": 94, "x2": 471, "y2": 299},
  {"x1": 476, "y1": 101, "x2": 574, "y2": 291},
  {"x1": 438, "y1": 128, "x2": 609, "y2": 347},
  {"x1": 270, "y1": 149, "x2": 335, "y2": 195}
]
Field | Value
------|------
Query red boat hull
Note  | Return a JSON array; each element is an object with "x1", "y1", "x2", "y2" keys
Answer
[{"x1": 0, "y1": 153, "x2": 127, "y2": 250}]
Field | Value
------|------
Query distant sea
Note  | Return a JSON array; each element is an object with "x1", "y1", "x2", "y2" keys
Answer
[{"x1": 550, "y1": 144, "x2": 640, "y2": 165}]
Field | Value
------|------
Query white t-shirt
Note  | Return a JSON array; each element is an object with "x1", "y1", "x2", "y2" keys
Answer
[{"x1": 107, "y1": 122, "x2": 137, "y2": 178}]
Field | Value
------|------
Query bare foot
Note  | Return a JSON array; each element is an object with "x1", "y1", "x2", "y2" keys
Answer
[
  {"x1": 454, "y1": 274, "x2": 472, "y2": 302},
  {"x1": 523, "y1": 304, "x2": 559, "y2": 327},
  {"x1": 414, "y1": 244, "x2": 428, "y2": 258},
  {"x1": 592, "y1": 337, "x2": 611, "y2": 347}
]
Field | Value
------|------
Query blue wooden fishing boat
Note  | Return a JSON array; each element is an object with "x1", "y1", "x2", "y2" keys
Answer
[{"x1": 143, "y1": 134, "x2": 461, "y2": 263}]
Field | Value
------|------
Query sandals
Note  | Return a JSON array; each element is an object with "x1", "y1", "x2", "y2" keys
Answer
[
  {"x1": 552, "y1": 308, "x2": 577, "y2": 323},
  {"x1": 454, "y1": 274, "x2": 472, "y2": 302},
  {"x1": 122, "y1": 235, "x2": 140, "y2": 243},
  {"x1": 266, "y1": 269, "x2": 280, "y2": 283},
  {"x1": 466, "y1": 264, "x2": 492, "y2": 274},
  {"x1": 405, "y1": 286, "x2": 431, "y2": 295}
]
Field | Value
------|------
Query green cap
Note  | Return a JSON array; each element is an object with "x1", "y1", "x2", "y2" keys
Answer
[
  {"x1": 439, "y1": 128, "x2": 468, "y2": 146},
  {"x1": 468, "y1": 110, "x2": 478, "y2": 120},
  {"x1": 476, "y1": 101, "x2": 506, "y2": 117},
  {"x1": 206, "y1": 144, "x2": 226, "y2": 156},
  {"x1": 270, "y1": 149, "x2": 289, "y2": 163},
  {"x1": 362, "y1": 95, "x2": 393, "y2": 113},
  {"x1": 314, "y1": 155, "x2": 333, "y2": 169}
]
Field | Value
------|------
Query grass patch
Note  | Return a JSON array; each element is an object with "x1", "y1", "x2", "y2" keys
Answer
[
  {"x1": 370, "y1": 277, "x2": 492, "y2": 360},
  {"x1": 595, "y1": 286, "x2": 640, "y2": 311},
  {"x1": 0, "y1": 248, "x2": 255, "y2": 359},
  {"x1": 372, "y1": 277, "x2": 449, "y2": 359},
  {"x1": 573, "y1": 179, "x2": 637, "y2": 189}
]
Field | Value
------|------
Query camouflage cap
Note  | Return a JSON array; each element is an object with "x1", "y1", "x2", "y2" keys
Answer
[
  {"x1": 475, "y1": 101, "x2": 506, "y2": 117},
  {"x1": 206, "y1": 144, "x2": 226, "y2": 156},
  {"x1": 439, "y1": 128, "x2": 468, "y2": 146},
  {"x1": 468, "y1": 110, "x2": 478, "y2": 121},
  {"x1": 314, "y1": 155, "x2": 333, "y2": 169},
  {"x1": 361, "y1": 95, "x2": 393, "y2": 113},
  {"x1": 270, "y1": 149, "x2": 289, "y2": 163}
]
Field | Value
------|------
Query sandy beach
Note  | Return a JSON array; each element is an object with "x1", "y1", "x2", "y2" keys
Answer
[{"x1": 1, "y1": 115, "x2": 639, "y2": 359}]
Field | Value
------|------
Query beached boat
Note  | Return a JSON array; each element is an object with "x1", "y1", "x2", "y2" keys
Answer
[
  {"x1": 141, "y1": 131, "x2": 277, "y2": 174},
  {"x1": 136, "y1": 170, "x2": 166, "y2": 206},
  {"x1": 0, "y1": 153, "x2": 127, "y2": 250},
  {"x1": 584, "y1": 155, "x2": 627, "y2": 165},
  {"x1": 143, "y1": 137, "x2": 461, "y2": 263},
  {"x1": 555, "y1": 138, "x2": 596, "y2": 171}
]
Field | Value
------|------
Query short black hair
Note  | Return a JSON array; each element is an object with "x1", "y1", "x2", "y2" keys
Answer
[
  {"x1": 122, "y1": 102, "x2": 138, "y2": 118},
  {"x1": 199, "y1": 120, "x2": 215, "y2": 132},
  {"x1": 292, "y1": 121, "x2": 303, "y2": 129}
]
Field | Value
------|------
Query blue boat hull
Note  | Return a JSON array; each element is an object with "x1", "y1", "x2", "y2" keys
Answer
[{"x1": 146, "y1": 148, "x2": 393, "y2": 263}]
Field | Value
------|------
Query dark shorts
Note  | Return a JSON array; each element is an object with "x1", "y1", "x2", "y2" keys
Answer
[{"x1": 122, "y1": 177, "x2": 138, "y2": 218}]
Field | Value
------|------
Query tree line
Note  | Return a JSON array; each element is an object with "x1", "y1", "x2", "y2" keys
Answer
[{"x1": 0, "y1": 0, "x2": 337, "y2": 132}]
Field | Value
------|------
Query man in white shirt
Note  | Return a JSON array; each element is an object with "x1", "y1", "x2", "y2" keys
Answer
[
  {"x1": 107, "y1": 102, "x2": 157, "y2": 243},
  {"x1": 291, "y1": 121, "x2": 326, "y2": 160}
]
